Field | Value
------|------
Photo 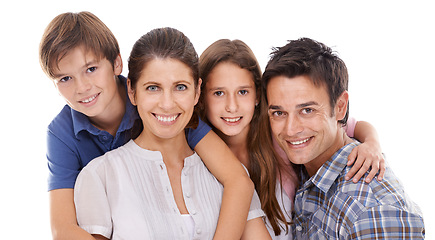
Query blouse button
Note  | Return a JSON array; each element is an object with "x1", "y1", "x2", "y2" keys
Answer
[{"x1": 196, "y1": 228, "x2": 202, "y2": 234}]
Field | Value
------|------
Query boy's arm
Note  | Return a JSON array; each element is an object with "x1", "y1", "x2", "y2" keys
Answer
[
  {"x1": 49, "y1": 189, "x2": 95, "y2": 240},
  {"x1": 345, "y1": 121, "x2": 386, "y2": 183},
  {"x1": 194, "y1": 130, "x2": 254, "y2": 240}
]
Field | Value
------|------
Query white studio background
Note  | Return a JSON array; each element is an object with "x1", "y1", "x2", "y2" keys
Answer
[{"x1": 0, "y1": 0, "x2": 433, "y2": 238}]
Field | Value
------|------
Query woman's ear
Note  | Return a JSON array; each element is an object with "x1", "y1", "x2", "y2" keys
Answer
[
  {"x1": 335, "y1": 91, "x2": 349, "y2": 121},
  {"x1": 127, "y1": 78, "x2": 136, "y2": 106},
  {"x1": 194, "y1": 78, "x2": 202, "y2": 106}
]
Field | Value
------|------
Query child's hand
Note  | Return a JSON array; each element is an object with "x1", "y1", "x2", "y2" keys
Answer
[{"x1": 345, "y1": 141, "x2": 385, "y2": 183}]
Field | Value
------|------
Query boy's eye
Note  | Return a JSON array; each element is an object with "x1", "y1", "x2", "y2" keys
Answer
[
  {"x1": 59, "y1": 76, "x2": 72, "y2": 83},
  {"x1": 213, "y1": 91, "x2": 224, "y2": 97},
  {"x1": 176, "y1": 84, "x2": 187, "y2": 91},
  {"x1": 238, "y1": 90, "x2": 248, "y2": 95},
  {"x1": 86, "y1": 67, "x2": 96, "y2": 73},
  {"x1": 146, "y1": 85, "x2": 159, "y2": 91}
]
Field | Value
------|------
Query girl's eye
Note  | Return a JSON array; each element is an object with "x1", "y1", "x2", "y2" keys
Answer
[
  {"x1": 213, "y1": 91, "x2": 224, "y2": 97},
  {"x1": 238, "y1": 90, "x2": 248, "y2": 95},
  {"x1": 176, "y1": 84, "x2": 187, "y2": 91},
  {"x1": 146, "y1": 85, "x2": 159, "y2": 91},
  {"x1": 86, "y1": 67, "x2": 96, "y2": 73},
  {"x1": 59, "y1": 76, "x2": 72, "y2": 83}
]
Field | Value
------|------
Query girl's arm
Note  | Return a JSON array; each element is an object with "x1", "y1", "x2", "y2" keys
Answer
[
  {"x1": 345, "y1": 120, "x2": 386, "y2": 183},
  {"x1": 49, "y1": 189, "x2": 95, "y2": 240},
  {"x1": 194, "y1": 130, "x2": 254, "y2": 240},
  {"x1": 241, "y1": 218, "x2": 272, "y2": 240}
]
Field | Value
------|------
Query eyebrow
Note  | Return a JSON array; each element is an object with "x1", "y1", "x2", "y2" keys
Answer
[
  {"x1": 208, "y1": 85, "x2": 254, "y2": 91},
  {"x1": 268, "y1": 101, "x2": 319, "y2": 110}
]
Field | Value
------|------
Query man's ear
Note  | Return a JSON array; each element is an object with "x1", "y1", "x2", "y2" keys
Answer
[
  {"x1": 114, "y1": 54, "x2": 123, "y2": 75},
  {"x1": 335, "y1": 91, "x2": 349, "y2": 121},
  {"x1": 127, "y1": 78, "x2": 136, "y2": 106}
]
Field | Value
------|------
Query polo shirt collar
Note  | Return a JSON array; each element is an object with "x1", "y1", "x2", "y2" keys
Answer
[{"x1": 70, "y1": 75, "x2": 139, "y2": 138}]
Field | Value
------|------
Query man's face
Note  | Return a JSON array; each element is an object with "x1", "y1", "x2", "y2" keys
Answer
[{"x1": 267, "y1": 75, "x2": 347, "y2": 176}]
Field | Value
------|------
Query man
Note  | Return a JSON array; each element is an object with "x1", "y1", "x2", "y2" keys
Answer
[{"x1": 262, "y1": 38, "x2": 425, "y2": 239}]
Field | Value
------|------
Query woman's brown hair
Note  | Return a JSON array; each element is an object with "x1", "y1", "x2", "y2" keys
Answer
[{"x1": 199, "y1": 39, "x2": 292, "y2": 235}]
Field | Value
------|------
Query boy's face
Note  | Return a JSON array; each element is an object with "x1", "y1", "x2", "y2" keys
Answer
[
  {"x1": 267, "y1": 75, "x2": 348, "y2": 176},
  {"x1": 51, "y1": 46, "x2": 122, "y2": 119}
]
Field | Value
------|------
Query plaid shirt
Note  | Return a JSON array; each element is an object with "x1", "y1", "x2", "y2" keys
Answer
[{"x1": 292, "y1": 142, "x2": 425, "y2": 239}]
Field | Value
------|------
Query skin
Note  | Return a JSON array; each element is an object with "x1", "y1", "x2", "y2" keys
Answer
[
  {"x1": 49, "y1": 47, "x2": 254, "y2": 240},
  {"x1": 204, "y1": 62, "x2": 258, "y2": 167},
  {"x1": 267, "y1": 75, "x2": 352, "y2": 176}
]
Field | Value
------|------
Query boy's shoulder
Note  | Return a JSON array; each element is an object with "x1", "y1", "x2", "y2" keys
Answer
[{"x1": 48, "y1": 104, "x2": 74, "y2": 134}]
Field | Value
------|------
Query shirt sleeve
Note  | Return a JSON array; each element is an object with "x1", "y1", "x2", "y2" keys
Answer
[
  {"x1": 247, "y1": 189, "x2": 266, "y2": 221},
  {"x1": 344, "y1": 116, "x2": 357, "y2": 138},
  {"x1": 350, "y1": 205, "x2": 425, "y2": 239},
  {"x1": 74, "y1": 166, "x2": 113, "y2": 238},
  {"x1": 46, "y1": 129, "x2": 81, "y2": 191},
  {"x1": 185, "y1": 117, "x2": 212, "y2": 149}
]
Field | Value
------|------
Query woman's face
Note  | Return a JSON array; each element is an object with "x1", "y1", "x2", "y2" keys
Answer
[
  {"x1": 129, "y1": 58, "x2": 200, "y2": 140},
  {"x1": 204, "y1": 62, "x2": 257, "y2": 139}
]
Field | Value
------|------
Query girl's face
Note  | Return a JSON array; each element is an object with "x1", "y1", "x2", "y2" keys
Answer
[
  {"x1": 129, "y1": 58, "x2": 200, "y2": 140},
  {"x1": 204, "y1": 62, "x2": 257, "y2": 139}
]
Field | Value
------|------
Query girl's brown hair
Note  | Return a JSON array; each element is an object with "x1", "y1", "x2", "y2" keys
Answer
[{"x1": 199, "y1": 39, "x2": 293, "y2": 235}]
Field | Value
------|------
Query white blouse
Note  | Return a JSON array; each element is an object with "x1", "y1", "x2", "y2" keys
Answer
[{"x1": 74, "y1": 140, "x2": 264, "y2": 240}]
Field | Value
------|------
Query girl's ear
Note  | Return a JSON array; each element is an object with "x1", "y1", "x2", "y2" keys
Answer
[
  {"x1": 127, "y1": 78, "x2": 136, "y2": 106},
  {"x1": 114, "y1": 54, "x2": 123, "y2": 75},
  {"x1": 194, "y1": 78, "x2": 202, "y2": 106},
  {"x1": 335, "y1": 91, "x2": 349, "y2": 121}
]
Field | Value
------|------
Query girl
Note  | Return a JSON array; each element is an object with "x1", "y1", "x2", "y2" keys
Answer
[
  {"x1": 198, "y1": 39, "x2": 385, "y2": 239},
  {"x1": 73, "y1": 27, "x2": 271, "y2": 240}
]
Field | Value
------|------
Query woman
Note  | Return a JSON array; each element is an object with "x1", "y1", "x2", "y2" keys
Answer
[
  {"x1": 74, "y1": 28, "x2": 270, "y2": 239},
  {"x1": 198, "y1": 39, "x2": 385, "y2": 238}
]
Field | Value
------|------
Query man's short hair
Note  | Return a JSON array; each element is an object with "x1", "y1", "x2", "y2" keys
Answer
[{"x1": 263, "y1": 38, "x2": 349, "y2": 125}]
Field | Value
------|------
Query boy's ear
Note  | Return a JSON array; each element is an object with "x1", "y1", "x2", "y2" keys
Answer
[
  {"x1": 127, "y1": 78, "x2": 136, "y2": 106},
  {"x1": 114, "y1": 54, "x2": 123, "y2": 75},
  {"x1": 335, "y1": 91, "x2": 349, "y2": 121}
]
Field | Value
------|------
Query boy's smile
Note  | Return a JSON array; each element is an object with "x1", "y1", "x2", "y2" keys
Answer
[{"x1": 52, "y1": 46, "x2": 123, "y2": 123}]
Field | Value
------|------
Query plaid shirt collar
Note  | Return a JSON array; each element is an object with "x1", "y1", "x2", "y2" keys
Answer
[{"x1": 300, "y1": 141, "x2": 360, "y2": 193}]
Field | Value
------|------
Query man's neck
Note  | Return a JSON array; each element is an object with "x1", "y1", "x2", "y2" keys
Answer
[{"x1": 305, "y1": 130, "x2": 353, "y2": 177}]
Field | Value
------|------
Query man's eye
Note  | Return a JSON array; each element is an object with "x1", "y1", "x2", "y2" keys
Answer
[
  {"x1": 273, "y1": 111, "x2": 284, "y2": 117},
  {"x1": 214, "y1": 91, "x2": 224, "y2": 97},
  {"x1": 87, "y1": 67, "x2": 96, "y2": 73},
  {"x1": 301, "y1": 108, "x2": 313, "y2": 114},
  {"x1": 176, "y1": 84, "x2": 187, "y2": 91}
]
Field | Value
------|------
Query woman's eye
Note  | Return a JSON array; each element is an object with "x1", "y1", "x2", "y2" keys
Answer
[
  {"x1": 176, "y1": 84, "x2": 187, "y2": 91},
  {"x1": 146, "y1": 85, "x2": 159, "y2": 91},
  {"x1": 213, "y1": 91, "x2": 224, "y2": 97},
  {"x1": 238, "y1": 90, "x2": 248, "y2": 95},
  {"x1": 86, "y1": 67, "x2": 97, "y2": 73}
]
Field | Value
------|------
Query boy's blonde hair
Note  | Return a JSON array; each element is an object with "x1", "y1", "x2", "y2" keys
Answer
[{"x1": 39, "y1": 11, "x2": 120, "y2": 79}]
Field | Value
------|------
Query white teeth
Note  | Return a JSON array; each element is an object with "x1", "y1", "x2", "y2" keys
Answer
[
  {"x1": 156, "y1": 115, "x2": 178, "y2": 122},
  {"x1": 81, "y1": 94, "x2": 97, "y2": 103},
  {"x1": 223, "y1": 117, "x2": 241, "y2": 123},
  {"x1": 290, "y1": 138, "x2": 310, "y2": 145}
]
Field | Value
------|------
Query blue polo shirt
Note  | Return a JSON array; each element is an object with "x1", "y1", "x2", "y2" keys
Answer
[{"x1": 46, "y1": 75, "x2": 211, "y2": 191}]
